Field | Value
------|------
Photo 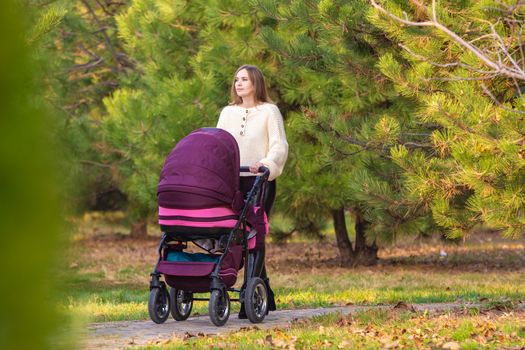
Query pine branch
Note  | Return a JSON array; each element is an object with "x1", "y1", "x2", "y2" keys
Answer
[
  {"x1": 435, "y1": 103, "x2": 498, "y2": 143},
  {"x1": 80, "y1": 0, "x2": 121, "y2": 70},
  {"x1": 68, "y1": 56, "x2": 105, "y2": 71},
  {"x1": 479, "y1": 82, "x2": 525, "y2": 115},
  {"x1": 80, "y1": 160, "x2": 113, "y2": 168},
  {"x1": 303, "y1": 108, "x2": 369, "y2": 148},
  {"x1": 370, "y1": 0, "x2": 525, "y2": 81},
  {"x1": 304, "y1": 109, "x2": 433, "y2": 155},
  {"x1": 399, "y1": 43, "x2": 499, "y2": 75},
  {"x1": 360, "y1": 186, "x2": 426, "y2": 222},
  {"x1": 492, "y1": 0, "x2": 525, "y2": 15},
  {"x1": 426, "y1": 75, "x2": 499, "y2": 81},
  {"x1": 94, "y1": 0, "x2": 116, "y2": 16}
]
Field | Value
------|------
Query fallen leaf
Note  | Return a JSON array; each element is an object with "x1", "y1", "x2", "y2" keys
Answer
[
  {"x1": 384, "y1": 340, "x2": 399, "y2": 349},
  {"x1": 337, "y1": 316, "x2": 352, "y2": 327},
  {"x1": 338, "y1": 340, "x2": 352, "y2": 349},
  {"x1": 442, "y1": 341, "x2": 460, "y2": 350},
  {"x1": 379, "y1": 336, "x2": 392, "y2": 344},
  {"x1": 182, "y1": 332, "x2": 195, "y2": 340},
  {"x1": 393, "y1": 301, "x2": 416, "y2": 312},
  {"x1": 264, "y1": 334, "x2": 273, "y2": 345}
]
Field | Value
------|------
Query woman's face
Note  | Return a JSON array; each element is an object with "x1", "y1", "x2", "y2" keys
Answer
[{"x1": 235, "y1": 69, "x2": 255, "y2": 100}]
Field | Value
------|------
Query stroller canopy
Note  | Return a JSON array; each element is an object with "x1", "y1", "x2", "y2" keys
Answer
[{"x1": 158, "y1": 128, "x2": 243, "y2": 210}]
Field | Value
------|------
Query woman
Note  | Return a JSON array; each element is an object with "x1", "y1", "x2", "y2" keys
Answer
[{"x1": 217, "y1": 64, "x2": 288, "y2": 318}]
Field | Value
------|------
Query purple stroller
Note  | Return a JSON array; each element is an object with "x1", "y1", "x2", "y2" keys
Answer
[{"x1": 148, "y1": 128, "x2": 270, "y2": 326}]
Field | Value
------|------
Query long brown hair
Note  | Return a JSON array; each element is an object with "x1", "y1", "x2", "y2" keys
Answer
[{"x1": 230, "y1": 65, "x2": 272, "y2": 105}]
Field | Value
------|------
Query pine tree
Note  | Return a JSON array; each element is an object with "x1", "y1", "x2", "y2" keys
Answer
[
  {"x1": 94, "y1": 0, "x2": 441, "y2": 255},
  {"x1": 101, "y1": 0, "x2": 270, "y2": 236},
  {"x1": 369, "y1": 0, "x2": 525, "y2": 238},
  {"x1": 40, "y1": 0, "x2": 133, "y2": 212},
  {"x1": 254, "y1": 0, "x2": 437, "y2": 265}
]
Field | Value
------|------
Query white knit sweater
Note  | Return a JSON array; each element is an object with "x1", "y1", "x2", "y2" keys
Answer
[{"x1": 217, "y1": 103, "x2": 289, "y2": 181}]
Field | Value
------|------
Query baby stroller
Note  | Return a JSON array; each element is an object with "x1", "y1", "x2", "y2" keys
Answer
[{"x1": 148, "y1": 128, "x2": 270, "y2": 326}]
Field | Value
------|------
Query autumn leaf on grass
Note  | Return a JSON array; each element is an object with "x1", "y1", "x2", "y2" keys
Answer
[
  {"x1": 383, "y1": 340, "x2": 400, "y2": 349},
  {"x1": 442, "y1": 341, "x2": 460, "y2": 350},
  {"x1": 338, "y1": 340, "x2": 352, "y2": 349},
  {"x1": 182, "y1": 332, "x2": 196, "y2": 340},
  {"x1": 263, "y1": 334, "x2": 273, "y2": 346},
  {"x1": 392, "y1": 301, "x2": 416, "y2": 312},
  {"x1": 337, "y1": 315, "x2": 352, "y2": 327},
  {"x1": 323, "y1": 339, "x2": 333, "y2": 347},
  {"x1": 264, "y1": 333, "x2": 298, "y2": 349}
]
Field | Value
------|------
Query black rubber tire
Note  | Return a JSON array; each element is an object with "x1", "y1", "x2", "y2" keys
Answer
[
  {"x1": 244, "y1": 277, "x2": 268, "y2": 323},
  {"x1": 209, "y1": 289, "x2": 230, "y2": 326},
  {"x1": 148, "y1": 287, "x2": 170, "y2": 324},
  {"x1": 170, "y1": 288, "x2": 193, "y2": 321}
]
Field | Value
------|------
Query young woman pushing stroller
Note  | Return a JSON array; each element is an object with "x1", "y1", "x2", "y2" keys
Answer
[
  {"x1": 148, "y1": 65, "x2": 288, "y2": 326},
  {"x1": 217, "y1": 64, "x2": 289, "y2": 318}
]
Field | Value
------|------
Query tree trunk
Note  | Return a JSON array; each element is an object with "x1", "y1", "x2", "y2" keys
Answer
[
  {"x1": 130, "y1": 217, "x2": 148, "y2": 238},
  {"x1": 352, "y1": 208, "x2": 378, "y2": 266},
  {"x1": 354, "y1": 210, "x2": 367, "y2": 255},
  {"x1": 332, "y1": 207, "x2": 354, "y2": 265}
]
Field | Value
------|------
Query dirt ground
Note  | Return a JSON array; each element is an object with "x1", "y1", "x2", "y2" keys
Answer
[{"x1": 67, "y1": 231, "x2": 525, "y2": 285}]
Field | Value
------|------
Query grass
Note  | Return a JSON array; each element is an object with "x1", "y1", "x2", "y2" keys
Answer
[
  {"x1": 61, "y1": 271, "x2": 524, "y2": 323},
  {"x1": 60, "y1": 232, "x2": 525, "y2": 323},
  {"x1": 134, "y1": 308, "x2": 525, "y2": 349},
  {"x1": 59, "y1": 212, "x2": 525, "y2": 349}
]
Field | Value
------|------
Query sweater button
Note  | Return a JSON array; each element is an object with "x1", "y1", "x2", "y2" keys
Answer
[
  {"x1": 240, "y1": 131, "x2": 244, "y2": 136},
  {"x1": 241, "y1": 124, "x2": 244, "y2": 128},
  {"x1": 243, "y1": 117, "x2": 246, "y2": 121}
]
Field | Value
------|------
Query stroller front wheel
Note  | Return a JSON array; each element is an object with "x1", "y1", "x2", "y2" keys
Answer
[
  {"x1": 170, "y1": 288, "x2": 193, "y2": 321},
  {"x1": 244, "y1": 277, "x2": 268, "y2": 323},
  {"x1": 148, "y1": 285, "x2": 170, "y2": 324},
  {"x1": 209, "y1": 289, "x2": 230, "y2": 326}
]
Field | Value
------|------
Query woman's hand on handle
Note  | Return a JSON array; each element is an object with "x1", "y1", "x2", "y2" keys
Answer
[{"x1": 249, "y1": 162, "x2": 265, "y2": 174}]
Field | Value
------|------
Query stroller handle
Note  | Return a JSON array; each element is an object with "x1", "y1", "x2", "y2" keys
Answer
[{"x1": 240, "y1": 166, "x2": 270, "y2": 177}]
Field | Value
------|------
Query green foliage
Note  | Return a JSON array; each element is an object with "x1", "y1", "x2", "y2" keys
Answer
[
  {"x1": 47, "y1": 0, "x2": 525, "y2": 245},
  {"x1": 38, "y1": 0, "x2": 134, "y2": 212},
  {"x1": 257, "y1": 0, "x2": 435, "y2": 246},
  {"x1": 371, "y1": 0, "x2": 525, "y2": 237},
  {"x1": 95, "y1": 0, "x2": 440, "y2": 248},
  {"x1": 0, "y1": 1, "x2": 65, "y2": 349},
  {"x1": 26, "y1": 2, "x2": 67, "y2": 45},
  {"x1": 102, "y1": 0, "x2": 267, "y2": 220}
]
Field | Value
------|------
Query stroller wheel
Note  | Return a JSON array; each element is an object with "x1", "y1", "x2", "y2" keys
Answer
[
  {"x1": 170, "y1": 288, "x2": 193, "y2": 321},
  {"x1": 148, "y1": 285, "x2": 170, "y2": 324},
  {"x1": 244, "y1": 277, "x2": 268, "y2": 323},
  {"x1": 209, "y1": 289, "x2": 230, "y2": 326}
]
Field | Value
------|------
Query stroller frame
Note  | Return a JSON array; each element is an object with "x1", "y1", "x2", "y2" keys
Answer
[{"x1": 148, "y1": 166, "x2": 270, "y2": 326}]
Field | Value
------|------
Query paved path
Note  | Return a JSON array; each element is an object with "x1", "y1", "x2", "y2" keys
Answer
[{"x1": 80, "y1": 302, "x2": 479, "y2": 349}]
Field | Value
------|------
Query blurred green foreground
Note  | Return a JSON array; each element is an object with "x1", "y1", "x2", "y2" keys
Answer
[{"x1": 0, "y1": 1, "x2": 65, "y2": 349}]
